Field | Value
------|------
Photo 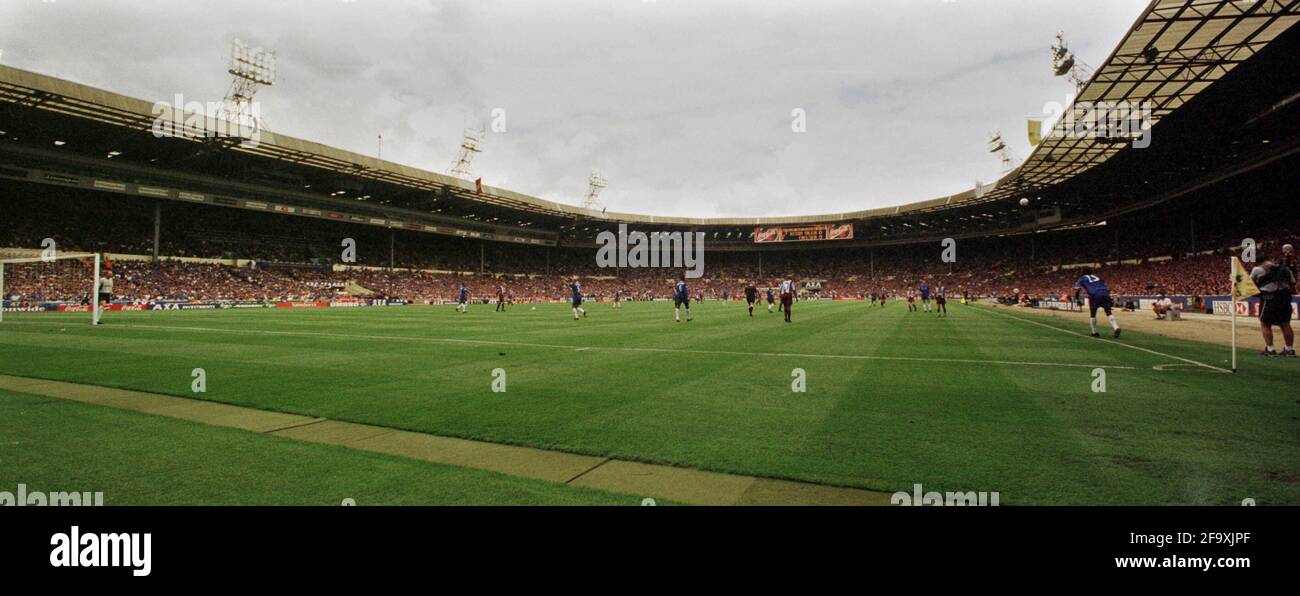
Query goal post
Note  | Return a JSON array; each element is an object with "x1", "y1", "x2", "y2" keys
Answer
[{"x1": 0, "y1": 252, "x2": 102, "y2": 325}]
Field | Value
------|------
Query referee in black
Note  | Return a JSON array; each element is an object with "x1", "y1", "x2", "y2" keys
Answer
[{"x1": 1250, "y1": 248, "x2": 1296, "y2": 357}]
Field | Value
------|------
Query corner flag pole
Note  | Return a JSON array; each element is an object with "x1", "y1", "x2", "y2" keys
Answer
[
  {"x1": 93, "y1": 252, "x2": 101, "y2": 326},
  {"x1": 1230, "y1": 257, "x2": 1237, "y2": 373}
]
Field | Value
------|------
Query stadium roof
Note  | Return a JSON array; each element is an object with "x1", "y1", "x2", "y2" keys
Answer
[
  {"x1": 1, "y1": 0, "x2": 1297, "y2": 232},
  {"x1": 972, "y1": 0, "x2": 1300, "y2": 212}
]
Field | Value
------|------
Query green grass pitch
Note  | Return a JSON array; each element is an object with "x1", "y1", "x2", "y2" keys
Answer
[
  {"x1": 0, "y1": 389, "x2": 646, "y2": 505},
  {"x1": 1, "y1": 300, "x2": 1296, "y2": 505}
]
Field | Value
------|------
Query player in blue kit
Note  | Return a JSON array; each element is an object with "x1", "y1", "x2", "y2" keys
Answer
[
  {"x1": 765, "y1": 286, "x2": 775, "y2": 313},
  {"x1": 456, "y1": 283, "x2": 469, "y2": 313},
  {"x1": 919, "y1": 279, "x2": 932, "y2": 313},
  {"x1": 568, "y1": 277, "x2": 587, "y2": 320},
  {"x1": 674, "y1": 275, "x2": 693, "y2": 322},
  {"x1": 1074, "y1": 268, "x2": 1121, "y2": 338}
]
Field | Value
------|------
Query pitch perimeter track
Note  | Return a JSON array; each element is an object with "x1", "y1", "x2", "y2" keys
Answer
[{"x1": 0, "y1": 374, "x2": 893, "y2": 506}]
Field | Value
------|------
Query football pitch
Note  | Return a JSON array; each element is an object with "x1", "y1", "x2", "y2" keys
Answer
[{"x1": 1, "y1": 300, "x2": 1296, "y2": 505}]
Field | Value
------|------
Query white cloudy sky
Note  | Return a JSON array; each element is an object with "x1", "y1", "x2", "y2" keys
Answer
[{"x1": 1, "y1": 0, "x2": 1145, "y2": 217}]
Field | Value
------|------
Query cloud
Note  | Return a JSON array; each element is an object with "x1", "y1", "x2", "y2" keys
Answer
[{"x1": 0, "y1": 0, "x2": 1144, "y2": 217}]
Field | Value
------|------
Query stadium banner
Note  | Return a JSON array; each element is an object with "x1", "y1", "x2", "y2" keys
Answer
[
  {"x1": 91, "y1": 300, "x2": 403, "y2": 312},
  {"x1": 1209, "y1": 296, "x2": 1300, "y2": 318},
  {"x1": 1, "y1": 305, "x2": 50, "y2": 313},
  {"x1": 1027, "y1": 118, "x2": 1043, "y2": 146},
  {"x1": 10, "y1": 300, "x2": 428, "y2": 314},
  {"x1": 109, "y1": 304, "x2": 147, "y2": 312},
  {"x1": 159, "y1": 303, "x2": 219, "y2": 310},
  {"x1": 1036, "y1": 300, "x2": 1081, "y2": 312},
  {"x1": 1211, "y1": 296, "x2": 1294, "y2": 318},
  {"x1": 275, "y1": 301, "x2": 331, "y2": 309},
  {"x1": 55, "y1": 304, "x2": 93, "y2": 313},
  {"x1": 753, "y1": 223, "x2": 854, "y2": 243}
]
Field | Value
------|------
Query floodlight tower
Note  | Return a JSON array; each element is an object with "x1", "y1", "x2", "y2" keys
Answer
[
  {"x1": 987, "y1": 131, "x2": 1016, "y2": 172},
  {"x1": 582, "y1": 170, "x2": 608, "y2": 212},
  {"x1": 1051, "y1": 31, "x2": 1093, "y2": 92},
  {"x1": 221, "y1": 38, "x2": 276, "y2": 132},
  {"x1": 447, "y1": 128, "x2": 484, "y2": 179}
]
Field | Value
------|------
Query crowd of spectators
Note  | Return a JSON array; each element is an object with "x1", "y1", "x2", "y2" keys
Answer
[
  {"x1": 6, "y1": 236, "x2": 1294, "y2": 307},
  {"x1": 4, "y1": 183, "x2": 1296, "y2": 307}
]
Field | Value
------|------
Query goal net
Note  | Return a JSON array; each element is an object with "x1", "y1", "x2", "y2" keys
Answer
[{"x1": 0, "y1": 252, "x2": 103, "y2": 325}]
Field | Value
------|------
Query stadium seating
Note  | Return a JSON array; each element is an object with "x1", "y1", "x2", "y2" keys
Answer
[{"x1": 4, "y1": 183, "x2": 1296, "y2": 307}]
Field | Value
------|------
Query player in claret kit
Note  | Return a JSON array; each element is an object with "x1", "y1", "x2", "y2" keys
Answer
[
  {"x1": 495, "y1": 284, "x2": 507, "y2": 312},
  {"x1": 612, "y1": 289, "x2": 623, "y2": 309},
  {"x1": 674, "y1": 274, "x2": 693, "y2": 322},
  {"x1": 934, "y1": 285, "x2": 948, "y2": 318},
  {"x1": 906, "y1": 289, "x2": 917, "y2": 312},
  {"x1": 1074, "y1": 268, "x2": 1120, "y2": 338},
  {"x1": 744, "y1": 284, "x2": 759, "y2": 316},
  {"x1": 568, "y1": 277, "x2": 587, "y2": 320}
]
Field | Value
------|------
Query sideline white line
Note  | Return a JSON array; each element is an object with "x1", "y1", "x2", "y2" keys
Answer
[
  {"x1": 971, "y1": 305, "x2": 1232, "y2": 374},
  {"x1": 5, "y1": 320, "x2": 1137, "y2": 371}
]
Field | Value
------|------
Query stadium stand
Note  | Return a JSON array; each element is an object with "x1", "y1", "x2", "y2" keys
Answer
[{"x1": 3, "y1": 157, "x2": 1295, "y2": 308}]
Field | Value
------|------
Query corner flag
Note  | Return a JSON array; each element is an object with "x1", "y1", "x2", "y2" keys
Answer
[
  {"x1": 1231, "y1": 257, "x2": 1259, "y2": 300},
  {"x1": 1229, "y1": 257, "x2": 1259, "y2": 372}
]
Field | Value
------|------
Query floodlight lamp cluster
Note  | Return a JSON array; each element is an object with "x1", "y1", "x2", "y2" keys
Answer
[
  {"x1": 1050, "y1": 31, "x2": 1092, "y2": 91},
  {"x1": 447, "y1": 128, "x2": 485, "y2": 179},
  {"x1": 230, "y1": 38, "x2": 277, "y2": 86},
  {"x1": 581, "y1": 170, "x2": 608, "y2": 212},
  {"x1": 986, "y1": 131, "x2": 1016, "y2": 172}
]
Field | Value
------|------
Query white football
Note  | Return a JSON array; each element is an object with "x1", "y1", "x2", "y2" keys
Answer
[{"x1": 1019, "y1": 198, "x2": 1030, "y2": 206}]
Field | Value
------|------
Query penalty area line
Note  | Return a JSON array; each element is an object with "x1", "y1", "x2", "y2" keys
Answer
[{"x1": 8, "y1": 319, "x2": 1136, "y2": 371}]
